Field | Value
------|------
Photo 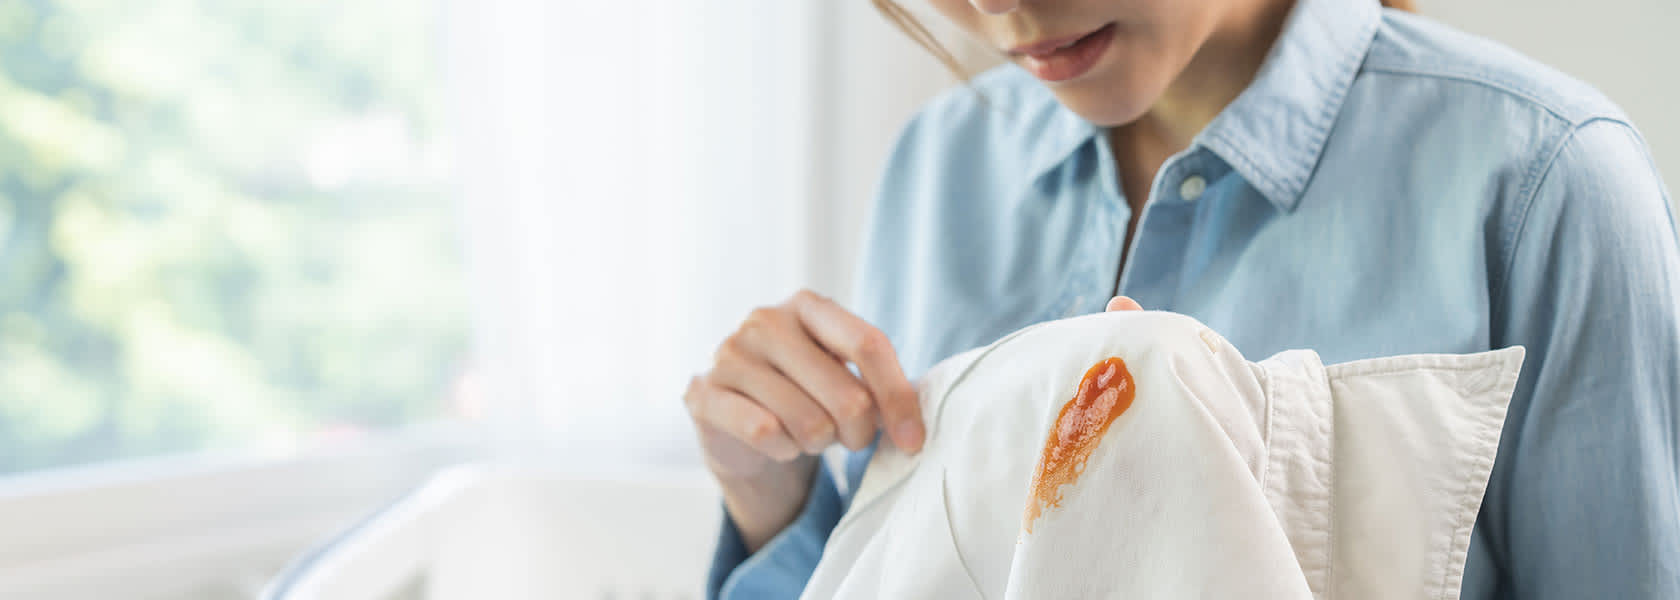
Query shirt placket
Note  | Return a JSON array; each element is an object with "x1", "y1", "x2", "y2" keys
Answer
[{"x1": 1116, "y1": 150, "x2": 1217, "y2": 311}]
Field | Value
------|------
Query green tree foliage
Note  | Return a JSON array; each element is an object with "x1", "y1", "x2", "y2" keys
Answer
[{"x1": 0, "y1": 0, "x2": 468, "y2": 473}]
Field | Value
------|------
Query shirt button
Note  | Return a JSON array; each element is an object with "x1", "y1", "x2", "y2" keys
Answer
[{"x1": 1179, "y1": 175, "x2": 1207, "y2": 201}]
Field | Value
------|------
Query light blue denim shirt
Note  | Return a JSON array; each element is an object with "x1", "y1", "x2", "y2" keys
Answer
[{"x1": 708, "y1": 0, "x2": 1680, "y2": 597}]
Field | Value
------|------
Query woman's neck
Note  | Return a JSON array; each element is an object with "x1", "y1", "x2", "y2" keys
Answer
[
  {"x1": 1107, "y1": 0, "x2": 1296, "y2": 203},
  {"x1": 1104, "y1": 0, "x2": 1295, "y2": 285}
]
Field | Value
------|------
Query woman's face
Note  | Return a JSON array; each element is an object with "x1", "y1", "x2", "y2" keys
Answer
[{"x1": 925, "y1": 0, "x2": 1233, "y2": 126}]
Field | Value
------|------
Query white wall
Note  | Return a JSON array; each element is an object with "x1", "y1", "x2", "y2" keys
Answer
[
  {"x1": 802, "y1": 4, "x2": 973, "y2": 301},
  {"x1": 813, "y1": 2, "x2": 1679, "y2": 303},
  {"x1": 450, "y1": 1, "x2": 829, "y2": 469}
]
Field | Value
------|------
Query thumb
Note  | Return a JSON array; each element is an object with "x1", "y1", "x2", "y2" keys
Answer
[{"x1": 1105, "y1": 296, "x2": 1143, "y2": 312}]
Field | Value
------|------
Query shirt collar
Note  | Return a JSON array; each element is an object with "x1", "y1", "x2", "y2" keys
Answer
[
  {"x1": 1027, "y1": 0, "x2": 1381, "y2": 213},
  {"x1": 1026, "y1": 99, "x2": 1102, "y2": 181}
]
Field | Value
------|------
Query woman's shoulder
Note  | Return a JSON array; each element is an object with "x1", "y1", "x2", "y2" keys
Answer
[
  {"x1": 1362, "y1": 11, "x2": 1627, "y2": 129},
  {"x1": 1352, "y1": 13, "x2": 1670, "y2": 271}
]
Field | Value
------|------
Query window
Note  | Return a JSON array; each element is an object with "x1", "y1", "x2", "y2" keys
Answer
[{"x1": 0, "y1": 0, "x2": 467, "y2": 474}]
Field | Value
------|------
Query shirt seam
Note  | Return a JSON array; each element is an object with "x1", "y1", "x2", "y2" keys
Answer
[
  {"x1": 1358, "y1": 64, "x2": 1609, "y2": 127},
  {"x1": 1258, "y1": 364, "x2": 1275, "y2": 490},
  {"x1": 1313, "y1": 355, "x2": 1337, "y2": 600},
  {"x1": 1321, "y1": 354, "x2": 1521, "y2": 379},
  {"x1": 1495, "y1": 117, "x2": 1635, "y2": 318}
]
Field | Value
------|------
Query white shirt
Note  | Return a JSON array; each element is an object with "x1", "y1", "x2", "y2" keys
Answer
[{"x1": 803, "y1": 311, "x2": 1523, "y2": 600}]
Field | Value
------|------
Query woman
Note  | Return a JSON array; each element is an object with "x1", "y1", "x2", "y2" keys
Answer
[{"x1": 686, "y1": 0, "x2": 1680, "y2": 598}]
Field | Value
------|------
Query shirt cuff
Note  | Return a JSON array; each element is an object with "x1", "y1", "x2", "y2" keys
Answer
[{"x1": 706, "y1": 460, "x2": 845, "y2": 600}]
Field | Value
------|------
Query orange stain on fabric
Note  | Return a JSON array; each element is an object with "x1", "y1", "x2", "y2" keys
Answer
[{"x1": 1023, "y1": 357, "x2": 1136, "y2": 534}]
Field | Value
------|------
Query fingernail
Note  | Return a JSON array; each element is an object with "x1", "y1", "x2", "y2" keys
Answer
[{"x1": 893, "y1": 421, "x2": 925, "y2": 454}]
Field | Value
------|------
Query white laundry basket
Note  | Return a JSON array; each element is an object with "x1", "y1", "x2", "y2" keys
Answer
[{"x1": 264, "y1": 464, "x2": 721, "y2": 600}]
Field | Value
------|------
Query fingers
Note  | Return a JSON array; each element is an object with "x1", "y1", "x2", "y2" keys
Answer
[
  {"x1": 1106, "y1": 295, "x2": 1143, "y2": 312},
  {"x1": 685, "y1": 376, "x2": 802, "y2": 461},
  {"x1": 742, "y1": 313, "x2": 880, "y2": 450},
  {"x1": 712, "y1": 338, "x2": 837, "y2": 454},
  {"x1": 788, "y1": 290, "x2": 925, "y2": 453}
]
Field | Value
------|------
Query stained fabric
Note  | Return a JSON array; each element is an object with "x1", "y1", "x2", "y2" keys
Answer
[{"x1": 802, "y1": 311, "x2": 1522, "y2": 600}]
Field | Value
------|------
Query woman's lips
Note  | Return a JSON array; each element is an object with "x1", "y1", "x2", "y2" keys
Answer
[{"x1": 1014, "y1": 23, "x2": 1116, "y2": 83}]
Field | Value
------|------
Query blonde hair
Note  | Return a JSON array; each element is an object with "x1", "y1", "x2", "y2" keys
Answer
[{"x1": 872, "y1": 0, "x2": 1416, "y2": 78}]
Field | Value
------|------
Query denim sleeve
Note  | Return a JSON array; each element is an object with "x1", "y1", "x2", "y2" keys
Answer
[
  {"x1": 706, "y1": 456, "x2": 856, "y2": 600},
  {"x1": 1480, "y1": 118, "x2": 1680, "y2": 598}
]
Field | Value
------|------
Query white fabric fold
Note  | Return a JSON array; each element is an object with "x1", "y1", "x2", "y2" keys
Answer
[{"x1": 802, "y1": 311, "x2": 1523, "y2": 600}]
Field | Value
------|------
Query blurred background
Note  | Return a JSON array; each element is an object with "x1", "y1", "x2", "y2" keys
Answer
[{"x1": 0, "y1": 0, "x2": 1671, "y2": 598}]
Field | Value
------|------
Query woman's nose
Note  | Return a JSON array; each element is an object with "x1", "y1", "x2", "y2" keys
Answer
[{"x1": 969, "y1": 0, "x2": 1021, "y2": 15}]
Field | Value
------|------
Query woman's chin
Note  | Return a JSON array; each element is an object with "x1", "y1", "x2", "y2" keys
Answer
[
  {"x1": 1052, "y1": 90, "x2": 1152, "y2": 128},
  {"x1": 1042, "y1": 74, "x2": 1157, "y2": 128}
]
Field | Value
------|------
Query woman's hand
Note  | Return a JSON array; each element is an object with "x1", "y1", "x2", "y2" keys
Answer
[
  {"x1": 686, "y1": 290, "x2": 923, "y2": 551},
  {"x1": 688, "y1": 293, "x2": 1142, "y2": 552}
]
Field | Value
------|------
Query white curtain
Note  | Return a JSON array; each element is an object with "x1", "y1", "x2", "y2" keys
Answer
[{"x1": 443, "y1": 1, "x2": 967, "y2": 472}]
